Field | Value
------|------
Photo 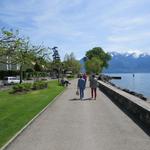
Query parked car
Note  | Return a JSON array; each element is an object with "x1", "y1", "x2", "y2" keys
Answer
[{"x1": 3, "y1": 77, "x2": 20, "y2": 85}]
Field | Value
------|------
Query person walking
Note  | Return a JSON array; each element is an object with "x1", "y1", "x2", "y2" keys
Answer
[
  {"x1": 77, "y1": 75, "x2": 86, "y2": 100},
  {"x1": 89, "y1": 73, "x2": 93, "y2": 87},
  {"x1": 90, "y1": 74, "x2": 98, "y2": 100},
  {"x1": 83, "y1": 73, "x2": 87, "y2": 87}
]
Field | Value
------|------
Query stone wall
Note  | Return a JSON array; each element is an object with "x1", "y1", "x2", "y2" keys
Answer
[{"x1": 98, "y1": 80, "x2": 150, "y2": 127}]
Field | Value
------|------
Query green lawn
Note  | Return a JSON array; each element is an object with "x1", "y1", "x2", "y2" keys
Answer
[{"x1": 0, "y1": 80, "x2": 65, "y2": 148}]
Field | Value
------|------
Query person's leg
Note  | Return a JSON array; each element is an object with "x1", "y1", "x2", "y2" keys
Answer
[
  {"x1": 91, "y1": 88, "x2": 93, "y2": 98},
  {"x1": 94, "y1": 88, "x2": 97, "y2": 100},
  {"x1": 79, "y1": 88, "x2": 82, "y2": 99},
  {"x1": 80, "y1": 88, "x2": 84, "y2": 99},
  {"x1": 82, "y1": 88, "x2": 84, "y2": 99},
  {"x1": 65, "y1": 81, "x2": 68, "y2": 86},
  {"x1": 81, "y1": 88, "x2": 83, "y2": 99}
]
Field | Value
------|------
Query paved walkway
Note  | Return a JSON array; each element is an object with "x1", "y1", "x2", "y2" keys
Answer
[{"x1": 5, "y1": 79, "x2": 150, "y2": 150}]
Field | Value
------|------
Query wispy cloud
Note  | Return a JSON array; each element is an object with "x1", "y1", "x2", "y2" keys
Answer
[
  {"x1": 108, "y1": 31, "x2": 150, "y2": 43},
  {"x1": 0, "y1": 0, "x2": 150, "y2": 59}
]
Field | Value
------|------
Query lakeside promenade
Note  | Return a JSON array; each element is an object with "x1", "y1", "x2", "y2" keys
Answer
[{"x1": 4, "y1": 79, "x2": 150, "y2": 150}]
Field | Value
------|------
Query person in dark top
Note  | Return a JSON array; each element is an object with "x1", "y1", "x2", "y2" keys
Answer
[
  {"x1": 89, "y1": 74, "x2": 98, "y2": 100},
  {"x1": 83, "y1": 73, "x2": 87, "y2": 86},
  {"x1": 77, "y1": 75, "x2": 86, "y2": 100}
]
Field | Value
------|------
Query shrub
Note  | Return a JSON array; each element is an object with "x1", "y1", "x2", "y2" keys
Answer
[
  {"x1": 22, "y1": 83, "x2": 32, "y2": 91},
  {"x1": 32, "y1": 81, "x2": 48, "y2": 90},
  {"x1": 12, "y1": 84, "x2": 24, "y2": 93},
  {"x1": 67, "y1": 75, "x2": 74, "y2": 78},
  {"x1": 12, "y1": 83, "x2": 32, "y2": 93},
  {"x1": 11, "y1": 81, "x2": 48, "y2": 94}
]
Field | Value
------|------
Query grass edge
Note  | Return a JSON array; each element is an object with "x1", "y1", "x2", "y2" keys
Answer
[{"x1": 0, "y1": 88, "x2": 66, "y2": 150}]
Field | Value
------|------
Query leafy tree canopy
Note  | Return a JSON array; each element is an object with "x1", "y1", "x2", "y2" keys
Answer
[
  {"x1": 85, "y1": 57, "x2": 103, "y2": 74},
  {"x1": 0, "y1": 28, "x2": 51, "y2": 83},
  {"x1": 52, "y1": 47, "x2": 60, "y2": 62},
  {"x1": 63, "y1": 52, "x2": 81, "y2": 74},
  {"x1": 86, "y1": 47, "x2": 111, "y2": 68}
]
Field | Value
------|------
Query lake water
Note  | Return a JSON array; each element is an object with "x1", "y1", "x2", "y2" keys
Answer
[{"x1": 104, "y1": 73, "x2": 150, "y2": 98}]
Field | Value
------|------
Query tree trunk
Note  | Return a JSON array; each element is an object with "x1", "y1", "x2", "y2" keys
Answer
[
  {"x1": 58, "y1": 69, "x2": 60, "y2": 83},
  {"x1": 20, "y1": 65, "x2": 23, "y2": 84}
]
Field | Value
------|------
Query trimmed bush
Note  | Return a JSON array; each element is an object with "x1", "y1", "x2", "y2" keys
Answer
[
  {"x1": 12, "y1": 83, "x2": 32, "y2": 93},
  {"x1": 22, "y1": 83, "x2": 32, "y2": 91},
  {"x1": 12, "y1": 84, "x2": 24, "y2": 93},
  {"x1": 67, "y1": 75, "x2": 74, "y2": 78},
  {"x1": 11, "y1": 81, "x2": 48, "y2": 94},
  {"x1": 32, "y1": 81, "x2": 48, "y2": 90}
]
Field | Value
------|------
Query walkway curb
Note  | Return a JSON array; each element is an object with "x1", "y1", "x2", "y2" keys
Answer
[{"x1": 0, "y1": 88, "x2": 66, "y2": 150}]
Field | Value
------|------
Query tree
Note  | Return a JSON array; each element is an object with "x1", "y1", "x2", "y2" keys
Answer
[
  {"x1": 52, "y1": 47, "x2": 60, "y2": 61},
  {"x1": 86, "y1": 47, "x2": 111, "y2": 68},
  {"x1": 0, "y1": 29, "x2": 20, "y2": 63},
  {"x1": 63, "y1": 52, "x2": 81, "y2": 74},
  {"x1": 85, "y1": 57, "x2": 103, "y2": 74},
  {"x1": 85, "y1": 47, "x2": 111, "y2": 74},
  {"x1": 0, "y1": 29, "x2": 28, "y2": 82},
  {"x1": 51, "y1": 47, "x2": 63, "y2": 81},
  {"x1": 17, "y1": 43, "x2": 51, "y2": 83},
  {"x1": 0, "y1": 29, "x2": 51, "y2": 83}
]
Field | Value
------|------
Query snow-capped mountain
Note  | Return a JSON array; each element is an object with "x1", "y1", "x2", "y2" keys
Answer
[
  {"x1": 80, "y1": 52, "x2": 150, "y2": 73},
  {"x1": 104, "y1": 52, "x2": 150, "y2": 73},
  {"x1": 110, "y1": 51, "x2": 150, "y2": 58}
]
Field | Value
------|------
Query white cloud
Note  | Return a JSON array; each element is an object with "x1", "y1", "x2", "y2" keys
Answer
[
  {"x1": 1, "y1": 0, "x2": 150, "y2": 59},
  {"x1": 108, "y1": 31, "x2": 150, "y2": 44}
]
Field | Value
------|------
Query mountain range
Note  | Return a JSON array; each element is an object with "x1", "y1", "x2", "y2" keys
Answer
[{"x1": 80, "y1": 52, "x2": 150, "y2": 73}]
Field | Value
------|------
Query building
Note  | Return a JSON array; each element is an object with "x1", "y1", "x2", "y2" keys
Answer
[{"x1": 0, "y1": 56, "x2": 19, "y2": 71}]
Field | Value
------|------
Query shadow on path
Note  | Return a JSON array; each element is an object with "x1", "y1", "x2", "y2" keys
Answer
[
  {"x1": 69, "y1": 98, "x2": 81, "y2": 101},
  {"x1": 69, "y1": 97, "x2": 92, "y2": 101}
]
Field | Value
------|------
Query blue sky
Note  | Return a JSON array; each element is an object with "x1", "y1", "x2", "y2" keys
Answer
[{"x1": 0, "y1": 0, "x2": 150, "y2": 59}]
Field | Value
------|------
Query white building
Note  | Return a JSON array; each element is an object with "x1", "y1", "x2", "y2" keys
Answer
[{"x1": 0, "y1": 56, "x2": 19, "y2": 71}]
